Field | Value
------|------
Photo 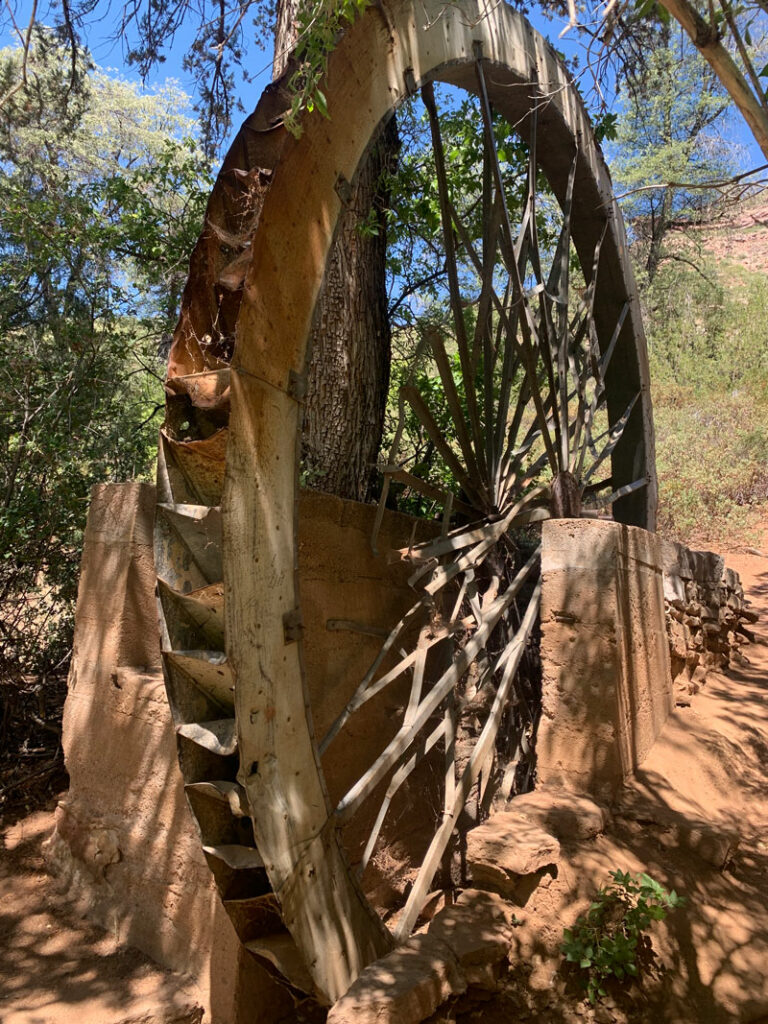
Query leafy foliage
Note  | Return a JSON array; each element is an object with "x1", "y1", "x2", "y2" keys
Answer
[
  {"x1": 283, "y1": 0, "x2": 370, "y2": 134},
  {"x1": 608, "y1": 32, "x2": 734, "y2": 280},
  {"x1": 561, "y1": 870, "x2": 685, "y2": 1005},
  {"x1": 2, "y1": 0, "x2": 278, "y2": 155},
  {"x1": 0, "y1": 33, "x2": 212, "y2": 688},
  {"x1": 646, "y1": 252, "x2": 768, "y2": 544}
]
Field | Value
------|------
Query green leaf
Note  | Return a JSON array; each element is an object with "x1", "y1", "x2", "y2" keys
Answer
[{"x1": 313, "y1": 89, "x2": 330, "y2": 119}]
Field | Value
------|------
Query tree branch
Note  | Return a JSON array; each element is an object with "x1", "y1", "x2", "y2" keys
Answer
[
  {"x1": 657, "y1": 0, "x2": 768, "y2": 159},
  {"x1": 610, "y1": 161, "x2": 768, "y2": 201},
  {"x1": 0, "y1": 0, "x2": 38, "y2": 108}
]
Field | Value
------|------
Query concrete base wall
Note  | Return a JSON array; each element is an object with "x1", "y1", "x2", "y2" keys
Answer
[
  {"x1": 537, "y1": 518, "x2": 673, "y2": 800},
  {"x1": 46, "y1": 482, "x2": 438, "y2": 1020},
  {"x1": 43, "y1": 483, "x2": 266, "y2": 1024}
]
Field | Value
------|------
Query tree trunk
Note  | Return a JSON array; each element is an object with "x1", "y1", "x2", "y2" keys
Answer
[
  {"x1": 646, "y1": 165, "x2": 673, "y2": 282},
  {"x1": 274, "y1": 0, "x2": 396, "y2": 501}
]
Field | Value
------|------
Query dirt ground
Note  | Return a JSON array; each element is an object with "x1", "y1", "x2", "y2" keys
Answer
[
  {"x1": 440, "y1": 533, "x2": 768, "y2": 1024},
  {"x1": 0, "y1": 807, "x2": 204, "y2": 1024},
  {"x1": 1, "y1": 534, "x2": 767, "y2": 1024}
]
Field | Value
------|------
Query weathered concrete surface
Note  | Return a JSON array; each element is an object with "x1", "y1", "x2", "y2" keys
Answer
[
  {"x1": 537, "y1": 518, "x2": 673, "y2": 800},
  {"x1": 44, "y1": 483, "x2": 291, "y2": 1024},
  {"x1": 296, "y1": 488, "x2": 441, "y2": 909}
]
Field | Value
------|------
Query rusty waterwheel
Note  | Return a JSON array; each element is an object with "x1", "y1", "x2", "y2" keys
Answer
[{"x1": 154, "y1": 0, "x2": 656, "y2": 1010}]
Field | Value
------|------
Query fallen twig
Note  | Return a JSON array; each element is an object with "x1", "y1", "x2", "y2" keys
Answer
[{"x1": 0, "y1": 751, "x2": 64, "y2": 798}]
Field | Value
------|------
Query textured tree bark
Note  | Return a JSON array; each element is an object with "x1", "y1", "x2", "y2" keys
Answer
[
  {"x1": 275, "y1": 0, "x2": 396, "y2": 502},
  {"x1": 302, "y1": 122, "x2": 396, "y2": 500}
]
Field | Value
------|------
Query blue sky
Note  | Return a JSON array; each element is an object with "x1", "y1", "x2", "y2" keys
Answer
[{"x1": 3, "y1": 0, "x2": 764, "y2": 171}]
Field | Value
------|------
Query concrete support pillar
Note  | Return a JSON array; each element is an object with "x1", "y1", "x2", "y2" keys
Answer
[
  {"x1": 537, "y1": 518, "x2": 673, "y2": 800},
  {"x1": 44, "y1": 483, "x2": 256, "y2": 1024}
]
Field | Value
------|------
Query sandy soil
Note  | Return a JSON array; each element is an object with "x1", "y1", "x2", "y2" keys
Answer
[
  {"x1": 1, "y1": 536, "x2": 767, "y2": 1024},
  {"x1": 0, "y1": 810, "x2": 203, "y2": 1024}
]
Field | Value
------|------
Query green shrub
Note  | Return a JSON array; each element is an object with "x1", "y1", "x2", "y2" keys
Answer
[
  {"x1": 561, "y1": 870, "x2": 685, "y2": 1005},
  {"x1": 645, "y1": 256, "x2": 768, "y2": 546}
]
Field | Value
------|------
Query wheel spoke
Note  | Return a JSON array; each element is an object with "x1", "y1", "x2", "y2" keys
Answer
[
  {"x1": 402, "y1": 385, "x2": 486, "y2": 506},
  {"x1": 335, "y1": 550, "x2": 540, "y2": 824},
  {"x1": 393, "y1": 579, "x2": 542, "y2": 939},
  {"x1": 424, "y1": 326, "x2": 488, "y2": 500},
  {"x1": 522, "y1": 117, "x2": 566, "y2": 470},
  {"x1": 474, "y1": 55, "x2": 559, "y2": 475},
  {"x1": 590, "y1": 475, "x2": 650, "y2": 510},
  {"x1": 422, "y1": 82, "x2": 488, "y2": 491},
  {"x1": 583, "y1": 392, "x2": 641, "y2": 483},
  {"x1": 358, "y1": 716, "x2": 447, "y2": 875}
]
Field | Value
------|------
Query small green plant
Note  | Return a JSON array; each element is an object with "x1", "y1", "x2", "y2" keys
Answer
[
  {"x1": 561, "y1": 870, "x2": 685, "y2": 1005},
  {"x1": 283, "y1": 0, "x2": 370, "y2": 136}
]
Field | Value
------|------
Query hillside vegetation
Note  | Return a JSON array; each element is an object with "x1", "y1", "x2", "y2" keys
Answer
[{"x1": 644, "y1": 194, "x2": 768, "y2": 547}]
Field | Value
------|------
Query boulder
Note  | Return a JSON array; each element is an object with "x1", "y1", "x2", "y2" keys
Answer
[
  {"x1": 326, "y1": 934, "x2": 465, "y2": 1024},
  {"x1": 498, "y1": 788, "x2": 608, "y2": 841},
  {"x1": 466, "y1": 812, "x2": 560, "y2": 896},
  {"x1": 428, "y1": 890, "x2": 517, "y2": 989}
]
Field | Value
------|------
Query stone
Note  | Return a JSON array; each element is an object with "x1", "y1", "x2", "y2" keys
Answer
[
  {"x1": 659, "y1": 540, "x2": 753, "y2": 692},
  {"x1": 615, "y1": 787, "x2": 739, "y2": 868},
  {"x1": 663, "y1": 572, "x2": 687, "y2": 605},
  {"x1": 454, "y1": 887, "x2": 521, "y2": 925},
  {"x1": 499, "y1": 788, "x2": 608, "y2": 840},
  {"x1": 466, "y1": 812, "x2": 560, "y2": 895},
  {"x1": 428, "y1": 891, "x2": 517, "y2": 989},
  {"x1": 326, "y1": 933, "x2": 466, "y2": 1024},
  {"x1": 667, "y1": 619, "x2": 689, "y2": 660},
  {"x1": 675, "y1": 821, "x2": 740, "y2": 869}
]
